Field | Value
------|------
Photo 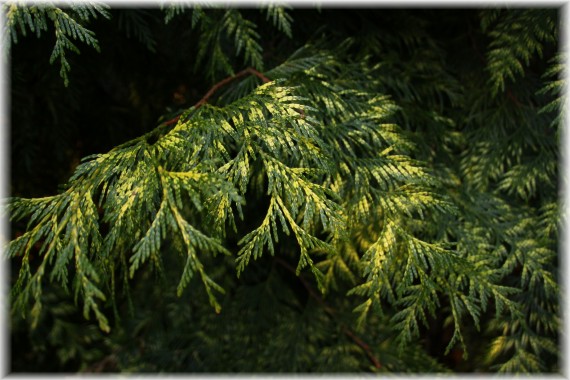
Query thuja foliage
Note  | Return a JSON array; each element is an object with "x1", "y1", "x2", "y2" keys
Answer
[
  {"x1": 6, "y1": 5, "x2": 562, "y2": 373},
  {"x1": 4, "y1": 1, "x2": 110, "y2": 85}
]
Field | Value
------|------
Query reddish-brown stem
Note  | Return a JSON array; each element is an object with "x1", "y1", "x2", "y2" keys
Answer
[
  {"x1": 506, "y1": 88, "x2": 524, "y2": 107},
  {"x1": 467, "y1": 23, "x2": 486, "y2": 65},
  {"x1": 162, "y1": 117, "x2": 181, "y2": 127},
  {"x1": 161, "y1": 68, "x2": 271, "y2": 127},
  {"x1": 343, "y1": 329, "x2": 382, "y2": 369},
  {"x1": 274, "y1": 257, "x2": 382, "y2": 369},
  {"x1": 275, "y1": 257, "x2": 336, "y2": 315},
  {"x1": 195, "y1": 67, "x2": 270, "y2": 108}
]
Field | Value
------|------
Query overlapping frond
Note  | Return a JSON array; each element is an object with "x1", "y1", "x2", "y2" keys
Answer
[
  {"x1": 4, "y1": 2, "x2": 110, "y2": 85},
  {"x1": 483, "y1": 9, "x2": 557, "y2": 96}
]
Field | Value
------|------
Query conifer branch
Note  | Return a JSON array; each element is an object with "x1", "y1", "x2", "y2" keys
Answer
[{"x1": 7, "y1": 8, "x2": 560, "y2": 372}]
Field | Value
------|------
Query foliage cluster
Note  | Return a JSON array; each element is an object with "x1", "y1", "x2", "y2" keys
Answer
[{"x1": 5, "y1": 4, "x2": 562, "y2": 373}]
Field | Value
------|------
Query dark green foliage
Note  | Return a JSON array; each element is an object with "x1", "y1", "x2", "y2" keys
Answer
[
  {"x1": 116, "y1": 10, "x2": 158, "y2": 52},
  {"x1": 4, "y1": 2, "x2": 110, "y2": 85},
  {"x1": 7, "y1": 5, "x2": 562, "y2": 374}
]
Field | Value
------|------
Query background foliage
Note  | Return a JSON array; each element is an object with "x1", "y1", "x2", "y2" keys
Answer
[{"x1": 6, "y1": 4, "x2": 562, "y2": 373}]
